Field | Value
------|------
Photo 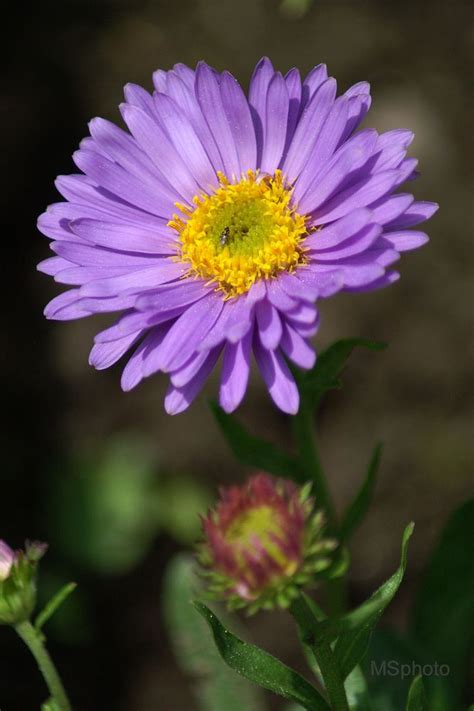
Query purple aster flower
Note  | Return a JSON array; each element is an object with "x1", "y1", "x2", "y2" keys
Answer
[{"x1": 38, "y1": 58, "x2": 438, "y2": 415}]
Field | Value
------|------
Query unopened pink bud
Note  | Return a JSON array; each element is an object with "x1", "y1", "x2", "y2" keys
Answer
[{"x1": 0, "y1": 541, "x2": 15, "y2": 582}]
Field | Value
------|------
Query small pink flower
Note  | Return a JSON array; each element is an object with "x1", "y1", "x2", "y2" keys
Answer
[{"x1": 0, "y1": 541, "x2": 15, "y2": 582}]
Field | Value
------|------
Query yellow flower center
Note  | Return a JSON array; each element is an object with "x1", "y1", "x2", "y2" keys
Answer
[{"x1": 168, "y1": 170, "x2": 308, "y2": 297}]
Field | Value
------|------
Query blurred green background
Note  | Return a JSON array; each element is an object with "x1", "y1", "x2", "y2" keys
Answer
[{"x1": 2, "y1": 0, "x2": 473, "y2": 708}]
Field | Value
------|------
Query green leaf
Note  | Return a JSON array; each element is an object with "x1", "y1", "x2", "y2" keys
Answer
[
  {"x1": 41, "y1": 700, "x2": 60, "y2": 711},
  {"x1": 298, "y1": 339, "x2": 387, "y2": 407},
  {"x1": 333, "y1": 523, "x2": 414, "y2": 679},
  {"x1": 340, "y1": 444, "x2": 383, "y2": 542},
  {"x1": 406, "y1": 676, "x2": 428, "y2": 710},
  {"x1": 194, "y1": 601, "x2": 330, "y2": 710},
  {"x1": 312, "y1": 523, "x2": 414, "y2": 681},
  {"x1": 163, "y1": 555, "x2": 264, "y2": 711},
  {"x1": 290, "y1": 595, "x2": 349, "y2": 710},
  {"x1": 34, "y1": 583, "x2": 77, "y2": 632},
  {"x1": 210, "y1": 401, "x2": 305, "y2": 480},
  {"x1": 344, "y1": 666, "x2": 373, "y2": 711},
  {"x1": 411, "y1": 499, "x2": 474, "y2": 701}
]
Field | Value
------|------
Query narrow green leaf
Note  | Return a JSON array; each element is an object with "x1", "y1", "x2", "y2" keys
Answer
[
  {"x1": 406, "y1": 676, "x2": 428, "y2": 710},
  {"x1": 290, "y1": 595, "x2": 349, "y2": 710},
  {"x1": 34, "y1": 583, "x2": 77, "y2": 632},
  {"x1": 344, "y1": 666, "x2": 373, "y2": 711},
  {"x1": 194, "y1": 601, "x2": 330, "y2": 710},
  {"x1": 340, "y1": 443, "x2": 383, "y2": 542},
  {"x1": 333, "y1": 523, "x2": 414, "y2": 679},
  {"x1": 210, "y1": 401, "x2": 305, "y2": 480},
  {"x1": 299, "y1": 339, "x2": 387, "y2": 406},
  {"x1": 41, "y1": 700, "x2": 60, "y2": 711},
  {"x1": 308, "y1": 523, "x2": 413, "y2": 682},
  {"x1": 411, "y1": 499, "x2": 474, "y2": 700}
]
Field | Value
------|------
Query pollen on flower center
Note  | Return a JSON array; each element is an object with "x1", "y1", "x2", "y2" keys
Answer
[{"x1": 168, "y1": 170, "x2": 308, "y2": 297}]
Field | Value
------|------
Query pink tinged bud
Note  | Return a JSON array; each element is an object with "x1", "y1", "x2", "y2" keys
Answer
[
  {"x1": 198, "y1": 474, "x2": 336, "y2": 613},
  {"x1": 0, "y1": 541, "x2": 15, "y2": 582}
]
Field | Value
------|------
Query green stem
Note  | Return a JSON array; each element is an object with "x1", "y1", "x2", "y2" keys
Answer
[
  {"x1": 292, "y1": 401, "x2": 337, "y2": 532},
  {"x1": 293, "y1": 398, "x2": 349, "y2": 616},
  {"x1": 15, "y1": 620, "x2": 72, "y2": 711},
  {"x1": 290, "y1": 595, "x2": 349, "y2": 711}
]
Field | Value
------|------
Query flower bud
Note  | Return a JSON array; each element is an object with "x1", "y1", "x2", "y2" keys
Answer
[
  {"x1": 0, "y1": 540, "x2": 47, "y2": 625},
  {"x1": 198, "y1": 474, "x2": 337, "y2": 613},
  {"x1": 0, "y1": 541, "x2": 14, "y2": 582}
]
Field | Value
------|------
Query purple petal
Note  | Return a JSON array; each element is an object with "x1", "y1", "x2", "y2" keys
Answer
[
  {"x1": 219, "y1": 327, "x2": 253, "y2": 413},
  {"x1": 297, "y1": 129, "x2": 378, "y2": 213},
  {"x1": 249, "y1": 57, "x2": 275, "y2": 167},
  {"x1": 44, "y1": 289, "x2": 89, "y2": 320},
  {"x1": 54, "y1": 175, "x2": 169, "y2": 229},
  {"x1": 260, "y1": 72, "x2": 289, "y2": 174},
  {"x1": 301, "y1": 64, "x2": 328, "y2": 108},
  {"x1": 294, "y1": 267, "x2": 344, "y2": 298},
  {"x1": 387, "y1": 201, "x2": 439, "y2": 229},
  {"x1": 135, "y1": 280, "x2": 210, "y2": 312},
  {"x1": 311, "y1": 224, "x2": 382, "y2": 261},
  {"x1": 152, "y1": 93, "x2": 217, "y2": 191},
  {"x1": 256, "y1": 299, "x2": 283, "y2": 349},
  {"x1": 120, "y1": 328, "x2": 166, "y2": 391},
  {"x1": 198, "y1": 295, "x2": 254, "y2": 350},
  {"x1": 254, "y1": 336, "x2": 299, "y2": 414},
  {"x1": 195, "y1": 62, "x2": 240, "y2": 180},
  {"x1": 265, "y1": 279, "x2": 298, "y2": 312},
  {"x1": 73, "y1": 149, "x2": 175, "y2": 218},
  {"x1": 70, "y1": 218, "x2": 177, "y2": 254},
  {"x1": 164, "y1": 350, "x2": 220, "y2": 415},
  {"x1": 305, "y1": 207, "x2": 372, "y2": 250},
  {"x1": 156, "y1": 293, "x2": 224, "y2": 372},
  {"x1": 120, "y1": 103, "x2": 199, "y2": 201},
  {"x1": 87, "y1": 117, "x2": 177, "y2": 200},
  {"x1": 165, "y1": 72, "x2": 224, "y2": 173},
  {"x1": 294, "y1": 95, "x2": 350, "y2": 199},
  {"x1": 124, "y1": 83, "x2": 156, "y2": 116},
  {"x1": 344, "y1": 270, "x2": 400, "y2": 292},
  {"x1": 79, "y1": 261, "x2": 187, "y2": 297},
  {"x1": 89, "y1": 330, "x2": 143, "y2": 370},
  {"x1": 278, "y1": 272, "x2": 318, "y2": 303},
  {"x1": 370, "y1": 194, "x2": 414, "y2": 225},
  {"x1": 283, "y1": 68, "x2": 302, "y2": 154},
  {"x1": 312, "y1": 169, "x2": 399, "y2": 224},
  {"x1": 383, "y1": 230, "x2": 429, "y2": 251},
  {"x1": 52, "y1": 240, "x2": 161, "y2": 268},
  {"x1": 280, "y1": 322, "x2": 316, "y2": 369},
  {"x1": 38, "y1": 256, "x2": 71, "y2": 276},
  {"x1": 283, "y1": 78, "x2": 337, "y2": 182},
  {"x1": 220, "y1": 71, "x2": 257, "y2": 173}
]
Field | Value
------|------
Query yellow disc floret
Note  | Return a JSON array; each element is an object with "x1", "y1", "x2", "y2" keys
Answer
[{"x1": 168, "y1": 170, "x2": 308, "y2": 297}]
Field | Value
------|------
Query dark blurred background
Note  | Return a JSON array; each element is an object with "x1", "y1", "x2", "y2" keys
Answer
[{"x1": 2, "y1": 0, "x2": 473, "y2": 709}]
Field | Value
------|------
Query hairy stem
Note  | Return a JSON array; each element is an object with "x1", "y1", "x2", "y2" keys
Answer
[{"x1": 15, "y1": 620, "x2": 72, "y2": 711}]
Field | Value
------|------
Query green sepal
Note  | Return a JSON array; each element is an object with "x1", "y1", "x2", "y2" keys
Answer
[
  {"x1": 35, "y1": 582, "x2": 77, "y2": 632},
  {"x1": 406, "y1": 676, "x2": 428, "y2": 710},
  {"x1": 194, "y1": 601, "x2": 330, "y2": 710}
]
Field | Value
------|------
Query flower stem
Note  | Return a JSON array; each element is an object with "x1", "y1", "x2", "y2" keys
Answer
[
  {"x1": 15, "y1": 620, "x2": 72, "y2": 711},
  {"x1": 293, "y1": 398, "x2": 349, "y2": 617}
]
